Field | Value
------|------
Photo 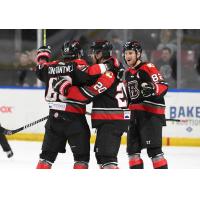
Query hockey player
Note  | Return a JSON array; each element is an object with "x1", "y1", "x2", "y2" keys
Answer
[
  {"x1": 123, "y1": 41, "x2": 168, "y2": 169},
  {"x1": 89, "y1": 41, "x2": 130, "y2": 169},
  {"x1": 35, "y1": 41, "x2": 94, "y2": 169},
  {"x1": 0, "y1": 125, "x2": 13, "y2": 158},
  {"x1": 53, "y1": 40, "x2": 130, "y2": 169},
  {"x1": 35, "y1": 40, "x2": 114, "y2": 169}
]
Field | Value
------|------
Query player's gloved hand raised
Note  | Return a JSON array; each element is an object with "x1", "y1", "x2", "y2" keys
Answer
[
  {"x1": 53, "y1": 77, "x2": 72, "y2": 96},
  {"x1": 141, "y1": 82, "x2": 156, "y2": 97},
  {"x1": 116, "y1": 67, "x2": 125, "y2": 81},
  {"x1": 105, "y1": 60, "x2": 124, "y2": 81},
  {"x1": 110, "y1": 65, "x2": 125, "y2": 81},
  {"x1": 36, "y1": 45, "x2": 52, "y2": 62}
]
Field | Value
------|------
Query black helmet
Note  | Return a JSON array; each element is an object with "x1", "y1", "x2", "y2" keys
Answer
[
  {"x1": 122, "y1": 41, "x2": 142, "y2": 54},
  {"x1": 61, "y1": 40, "x2": 83, "y2": 59},
  {"x1": 90, "y1": 40, "x2": 113, "y2": 58}
]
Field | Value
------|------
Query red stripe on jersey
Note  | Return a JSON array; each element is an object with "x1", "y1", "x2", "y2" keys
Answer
[
  {"x1": 91, "y1": 113, "x2": 125, "y2": 120},
  {"x1": 65, "y1": 105, "x2": 86, "y2": 114},
  {"x1": 67, "y1": 86, "x2": 88, "y2": 102},
  {"x1": 129, "y1": 104, "x2": 165, "y2": 114}
]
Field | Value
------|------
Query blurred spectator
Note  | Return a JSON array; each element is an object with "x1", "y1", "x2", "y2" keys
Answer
[
  {"x1": 191, "y1": 43, "x2": 200, "y2": 76},
  {"x1": 15, "y1": 50, "x2": 36, "y2": 86},
  {"x1": 195, "y1": 54, "x2": 200, "y2": 75},
  {"x1": 181, "y1": 50, "x2": 198, "y2": 88},
  {"x1": 111, "y1": 34, "x2": 123, "y2": 61},
  {"x1": 157, "y1": 29, "x2": 177, "y2": 55},
  {"x1": 79, "y1": 35, "x2": 90, "y2": 63},
  {"x1": 140, "y1": 49, "x2": 148, "y2": 62},
  {"x1": 155, "y1": 47, "x2": 177, "y2": 88}
]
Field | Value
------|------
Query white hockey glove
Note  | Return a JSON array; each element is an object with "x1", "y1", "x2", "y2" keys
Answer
[
  {"x1": 53, "y1": 77, "x2": 72, "y2": 96},
  {"x1": 36, "y1": 45, "x2": 52, "y2": 63}
]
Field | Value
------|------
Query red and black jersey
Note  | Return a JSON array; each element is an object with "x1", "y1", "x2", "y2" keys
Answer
[
  {"x1": 125, "y1": 62, "x2": 168, "y2": 116},
  {"x1": 36, "y1": 59, "x2": 97, "y2": 86},
  {"x1": 35, "y1": 59, "x2": 96, "y2": 114},
  {"x1": 65, "y1": 57, "x2": 130, "y2": 130},
  {"x1": 35, "y1": 58, "x2": 111, "y2": 115}
]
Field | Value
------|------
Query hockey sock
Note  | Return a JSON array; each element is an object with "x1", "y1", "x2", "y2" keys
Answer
[
  {"x1": 152, "y1": 154, "x2": 168, "y2": 169},
  {"x1": 129, "y1": 154, "x2": 144, "y2": 169},
  {"x1": 36, "y1": 159, "x2": 52, "y2": 169},
  {"x1": 73, "y1": 161, "x2": 88, "y2": 169},
  {"x1": 100, "y1": 162, "x2": 119, "y2": 169}
]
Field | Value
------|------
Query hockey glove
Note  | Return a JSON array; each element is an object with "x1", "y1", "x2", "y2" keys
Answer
[
  {"x1": 141, "y1": 82, "x2": 156, "y2": 97},
  {"x1": 53, "y1": 77, "x2": 72, "y2": 96},
  {"x1": 116, "y1": 67, "x2": 125, "y2": 81},
  {"x1": 36, "y1": 45, "x2": 52, "y2": 63},
  {"x1": 105, "y1": 62, "x2": 125, "y2": 81}
]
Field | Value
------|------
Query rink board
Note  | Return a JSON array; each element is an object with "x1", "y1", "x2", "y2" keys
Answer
[
  {"x1": 1, "y1": 87, "x2": 200, "y2": 147},
  {"x1": 6, "y1": 133, "x2": 200, "y2": 147}
]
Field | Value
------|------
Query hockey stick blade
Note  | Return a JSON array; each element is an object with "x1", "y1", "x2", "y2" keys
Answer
[{"x1": 0, "y1": 115, "x2": 49, "y2": 135}]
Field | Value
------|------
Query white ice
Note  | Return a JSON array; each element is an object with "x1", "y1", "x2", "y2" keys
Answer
[
  {"x1": 0, "y1": 141, "x2": 200, "y2": 200},
  {"x1": 0, "y1": 140, "x2": 200, "y2": 169}
]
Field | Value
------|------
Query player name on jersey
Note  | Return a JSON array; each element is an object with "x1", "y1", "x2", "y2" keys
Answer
[{"x1": 48, "y1": 63, "x2": 73, "y2": 75}]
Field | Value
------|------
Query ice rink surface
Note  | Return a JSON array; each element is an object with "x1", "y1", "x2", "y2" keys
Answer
[
  {"x1": 0, "y1": 141, "x2": 200, "y2": 200},
  {"x1": 0, "y1": 140, "x2": 200, "y2": 169}
]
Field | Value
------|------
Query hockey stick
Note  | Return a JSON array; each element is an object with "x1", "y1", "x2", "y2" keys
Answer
[
  {"x1": 166, "y1": 118, "x2": 188, "y2": 122},
  {"x1": 43, "y1": 29, "x2": 46, "y2": 46},
  {"x1": 0, "y1": 116, "x2": 48, "y2": 135},
  {"x1": 1, "y1": 31, "x2": 51, "y2": 135},
  {"x1": 0, "y1": 112, "x2": 187, "y2": 135}
]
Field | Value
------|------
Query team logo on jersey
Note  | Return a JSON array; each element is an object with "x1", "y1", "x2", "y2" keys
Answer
[
  {"x1": 128, "y1": 80, "x2": 140, "y2": 100},
  {"x1": 105, "y1": 71, "x2": 113, "y2": 78}
]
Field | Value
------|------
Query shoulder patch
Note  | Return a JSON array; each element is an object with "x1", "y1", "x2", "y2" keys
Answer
[{"x1": 105, "y1": 71, "x2": 113, "y2": 78}]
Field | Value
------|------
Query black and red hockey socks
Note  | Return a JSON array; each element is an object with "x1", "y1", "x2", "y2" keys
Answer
[
  {"x1": 100, "y1": 162, "x2": 119, "y2": 169},
  {"x1": 129, "y1": 154, "x2": 144, "y2": 169},
  {"x1": 73, "y1": 161, "x2": 88, "y2": 169},
  {"x1": 152, "y1": 154, "x2": 168, "y2": 169},
  {"x1": 36, "y1": 159, "x2": 52, "y2": 169}
]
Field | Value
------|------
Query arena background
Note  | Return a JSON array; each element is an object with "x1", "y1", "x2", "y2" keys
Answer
[{"x1": 0, "y1": 29, "x2": 200, "y2": 146}]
